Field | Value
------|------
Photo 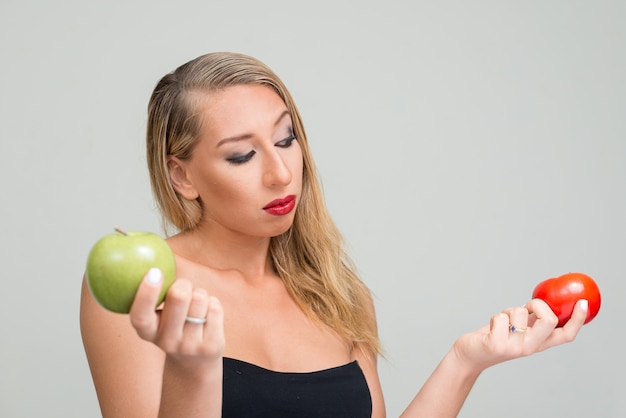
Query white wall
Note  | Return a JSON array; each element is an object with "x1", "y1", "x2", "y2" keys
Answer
[{"x1": 1, "y1": 1, "x2": 624, "y2": 416}]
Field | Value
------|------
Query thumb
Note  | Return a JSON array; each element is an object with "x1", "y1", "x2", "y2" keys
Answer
[{"x1": 129, "y1": 268, "x2": 163, "y2": 341}]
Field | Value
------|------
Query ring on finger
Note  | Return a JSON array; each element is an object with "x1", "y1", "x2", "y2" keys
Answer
[
  {"x1": 185, "y1": 316, "x2": 207, "y2": 325},
  {"x1": 509, "y1": 324, "x2": 527, "y2": 333}
]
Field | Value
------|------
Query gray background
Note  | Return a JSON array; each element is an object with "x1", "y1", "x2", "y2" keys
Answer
[{"x1": 1, "y1": 0, "x2": 624, "y2": 417}]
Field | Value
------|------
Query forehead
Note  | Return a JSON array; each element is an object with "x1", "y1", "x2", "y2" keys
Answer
[{"x1": 193, "y1": 84, "x2": 289, "y2": 141}]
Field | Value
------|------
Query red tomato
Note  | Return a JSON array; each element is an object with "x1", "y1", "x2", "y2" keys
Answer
[{"x1": 532, "y1": 272, "x2": 601, "y2": 327}]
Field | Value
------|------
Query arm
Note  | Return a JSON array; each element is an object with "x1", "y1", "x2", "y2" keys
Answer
[
  {"x1": 399, "y1": 298, "x2": 588, "y2": 417},
  {"x1": 80, "y1": 269, "x2": 224, "y2": 418},
  {"x1": 354, "y1": 345, "x2": 386, "y2": 418}
]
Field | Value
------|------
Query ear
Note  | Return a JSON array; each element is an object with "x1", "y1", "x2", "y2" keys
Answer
[{"x1": 167, "y1": 156, "x2": 200, "y2": 201}]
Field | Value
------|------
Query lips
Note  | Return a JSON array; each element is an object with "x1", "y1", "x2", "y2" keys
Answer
[{"x1": 263, "y1": 195, "x2": 296, "y2": 216}]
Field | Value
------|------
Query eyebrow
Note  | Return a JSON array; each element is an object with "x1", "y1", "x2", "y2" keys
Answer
[{"x1": 216, "y1": 110, "x2": 291, "y2": 148}]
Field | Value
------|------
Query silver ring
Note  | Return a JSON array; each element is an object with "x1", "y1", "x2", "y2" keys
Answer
[
  {"x1": 509, "y1": 324, "x2": 527, "y2": 333},
  {"x1": 185, "y1": 316, "x2": 207, "y2": 325}
]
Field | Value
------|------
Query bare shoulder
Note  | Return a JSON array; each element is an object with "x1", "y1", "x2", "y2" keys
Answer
[
  {"x1": 165, "y1": 236, "x2": 216, "y2": 285},
  {"x1": 80, "y1": 276, "x2": 164, "y2": 417}
]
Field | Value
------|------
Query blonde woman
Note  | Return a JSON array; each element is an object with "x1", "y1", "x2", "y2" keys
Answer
[{"x1": 80, "y1": 52, "x2": 588, "y2": 418}]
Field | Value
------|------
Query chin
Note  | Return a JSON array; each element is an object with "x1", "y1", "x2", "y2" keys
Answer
[{"x1": 268, "y1": 218, "x2": 295, "y2": 238}]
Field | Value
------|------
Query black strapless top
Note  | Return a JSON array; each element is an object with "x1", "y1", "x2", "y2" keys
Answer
[{"x1": 222, "y1": 357, "x2": 372, "y2": 418}]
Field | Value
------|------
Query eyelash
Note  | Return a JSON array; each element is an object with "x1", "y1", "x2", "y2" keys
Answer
[
  {"x1": 226, "y1": 134, "x2": 297, "y2": 165},
  {"x1": 277, "y1": 134, "x2": 297, "y2": 148}
]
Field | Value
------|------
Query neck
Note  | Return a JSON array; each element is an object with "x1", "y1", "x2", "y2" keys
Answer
[{"x1": 169, "y1": 225, "x2": 274, "y2": 280}]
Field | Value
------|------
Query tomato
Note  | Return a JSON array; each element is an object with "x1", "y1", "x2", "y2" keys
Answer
[{"x1": 532, "y1": 272, "x2": 601, "y2": 327}]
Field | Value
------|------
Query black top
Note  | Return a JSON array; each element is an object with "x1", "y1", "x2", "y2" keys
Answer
[{"x1": 222, "y1": 357, "x2": 372, "y2": 418}]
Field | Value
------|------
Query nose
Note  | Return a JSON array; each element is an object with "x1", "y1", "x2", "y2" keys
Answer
[{"x1": 263, "y1": 149, "x2": 292, "y2": 187}]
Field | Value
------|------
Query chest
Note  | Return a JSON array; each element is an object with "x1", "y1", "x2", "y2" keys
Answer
[
  {"x1": 219, "y1": 282, "x2": 351, "y2": 371},
  {"x1": 180, "y1": 263, "x2": 351, "y2": 371}
]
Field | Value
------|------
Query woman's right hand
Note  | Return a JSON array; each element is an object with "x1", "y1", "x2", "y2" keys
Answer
[{"x1": 129, "y1": 268, "x2": 225, "y2": 369}]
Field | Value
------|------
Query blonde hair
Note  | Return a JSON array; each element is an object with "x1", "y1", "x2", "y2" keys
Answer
[{"x1": 146, "y1": 52, "x2": 380, "y2": 356}]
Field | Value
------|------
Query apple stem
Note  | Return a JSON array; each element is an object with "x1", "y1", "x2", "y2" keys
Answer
[{"x1": 114, "y1": 226, "x2": 128, "y2": 236}]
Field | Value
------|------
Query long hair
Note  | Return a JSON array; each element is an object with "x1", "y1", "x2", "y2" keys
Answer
[{"x1": 146, "y1": 52, "x2": 380, "y2": 356}]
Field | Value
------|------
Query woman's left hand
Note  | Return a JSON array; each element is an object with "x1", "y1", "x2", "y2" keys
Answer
[{"x1": 453, "y1": 298, "x2": 588, "y2": 372}]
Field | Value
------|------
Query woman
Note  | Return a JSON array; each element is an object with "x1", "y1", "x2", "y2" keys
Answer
[{"x1": 80, "y1": 52, "x2": 588, "y2": 418}]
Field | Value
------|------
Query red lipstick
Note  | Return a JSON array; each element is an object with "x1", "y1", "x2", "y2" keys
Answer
[{"x1": 263, "y1": 195, "x2": 296, "y2": 216}]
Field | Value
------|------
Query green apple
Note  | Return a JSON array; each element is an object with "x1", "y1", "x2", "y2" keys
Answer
[{"x1": 86, "y1": 227, "x2": 176, "y2": 313}]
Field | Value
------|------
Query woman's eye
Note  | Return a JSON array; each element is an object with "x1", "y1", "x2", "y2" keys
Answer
[
  {"x1": 276, "y1": 134, "x2": 297, "y2": 148},
  {"x1": 226, "y1": 150, "x2": 255, "y2": 165}
]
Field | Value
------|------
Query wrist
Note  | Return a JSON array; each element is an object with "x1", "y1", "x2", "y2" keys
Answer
[
  {"x1": 164, "y1": 354, "x2": 223, "y2": 384},
  {"x1": 449, "y1": 341, "x2": 485, "y2": 379}
]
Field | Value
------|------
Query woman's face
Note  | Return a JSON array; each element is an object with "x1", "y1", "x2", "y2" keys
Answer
[{"x1": 171, "y1": 84, "x2": 303, "y2": 239}]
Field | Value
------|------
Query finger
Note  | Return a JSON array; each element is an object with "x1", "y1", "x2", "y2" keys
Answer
[
  {"x1": 129, "y1": 268, "x2": 164, "y2": 341},
  {"x1": 524, "y1": 298, "x2": 559, "y2": 341},
  {"x1": 502, "y1": 306, "x2": 529, "y2": 335},
  {"x1": 488, "y1": 313, "x2": 510, "y2": 344},
  {"x1": 203, "y1": 296, "x2": 226, "y2": 355},
  {"x1": 567, "y1": 299, "x2": 589, "y2": 327},
  {"x1": 529, "y1": 299, "x2": 587, "y2": 351},
  {"x1": 183, "y1": 288, "x2": 210, "y2": 338},
  {"x1": 159, "y1": 279, "x2": 194, "y2": 342},
  {"x1": 554, "y1": 299, "x2": 587, "y2": 343}
]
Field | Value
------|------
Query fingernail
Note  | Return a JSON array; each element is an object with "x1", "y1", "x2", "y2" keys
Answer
[
  {"x1": 146, "y1": 268, "x2": 162, "y2": 285},
  {"x1": 580, "y1": 299, "x2": 588, "y2": 311}
]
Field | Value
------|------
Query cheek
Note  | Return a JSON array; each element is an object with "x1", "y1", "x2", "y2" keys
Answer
[
  {"x1": 294, "y1": 159, "x2": 303, "y2": 182},
  {"x1": 201, "y1": 180, "x2": 253, "y2": 222},
  {"x1": 291, "y1": 147, "x2": 305, "y2": 181},
  {"x1": 194, "y1": 165, "x2": 249, "y2": 202},
  {"x1": 211, "y1": 178, "x2": 251, "y2": 202}
]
